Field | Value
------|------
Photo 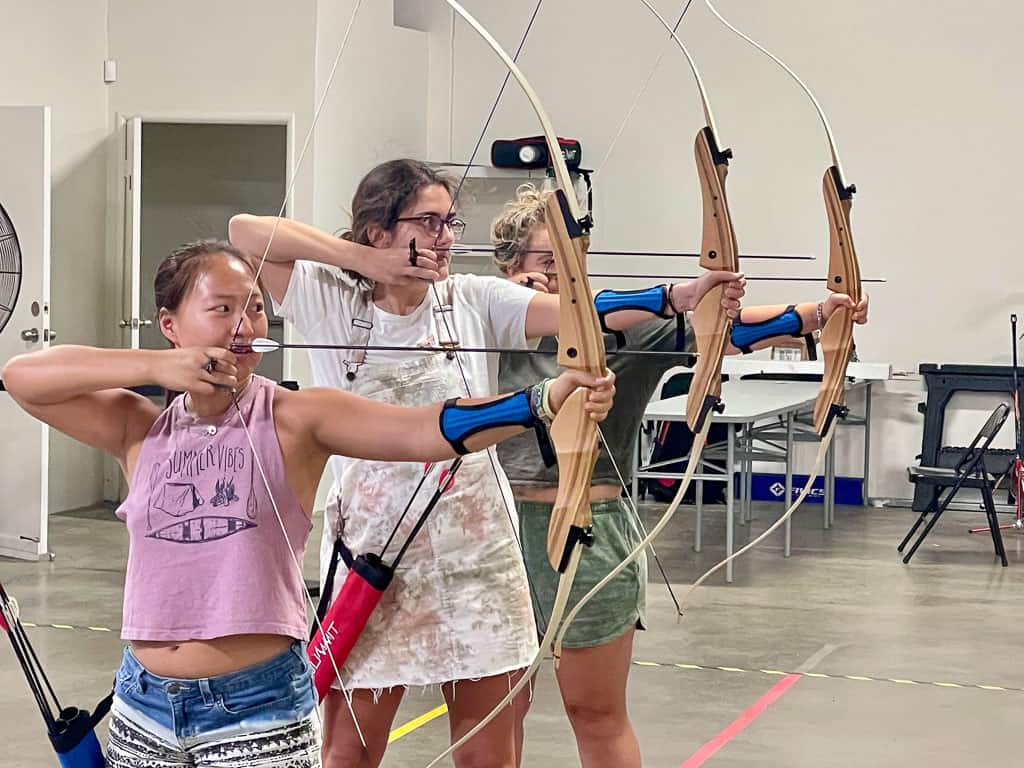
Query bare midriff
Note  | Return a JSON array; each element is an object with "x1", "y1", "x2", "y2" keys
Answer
[{"x1": 130, "y1": 634, "x2": 294, "y2": 679}]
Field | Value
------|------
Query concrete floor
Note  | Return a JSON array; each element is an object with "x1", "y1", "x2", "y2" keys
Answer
[{"x1": 1, "y1": 498, "x2": 1021, "y2": 767}]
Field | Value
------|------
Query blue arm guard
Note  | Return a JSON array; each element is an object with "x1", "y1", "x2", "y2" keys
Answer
[
  {"x1": 594, "y1": 286, "x2": 672, "y2": 347},
  {"x1": 730, "y1": 305, "x2": 804, "y2": 353},
  {"x1": 594, "y1": 286, "x2": 671, "y2": 322},
  {"x1": 439, "y1": 389, "x2": 539, "y2": 455}
]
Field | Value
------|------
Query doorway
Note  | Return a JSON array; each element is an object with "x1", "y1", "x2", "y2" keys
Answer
[
  {"x1": 136, "y1": 121, "x2": 289, "y2": 380},
  {"x1": 109, "y1": 116, "x2": 292, "y2": 501}
]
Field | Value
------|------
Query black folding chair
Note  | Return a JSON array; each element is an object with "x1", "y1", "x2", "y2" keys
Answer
[{"x1": 899, "y1": 403, "x2": 1010, "y2": 566}]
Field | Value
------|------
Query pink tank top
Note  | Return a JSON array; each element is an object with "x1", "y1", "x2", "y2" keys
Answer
[{"x1": 115, "y1": 375, "x2": 311, "y2": 642}]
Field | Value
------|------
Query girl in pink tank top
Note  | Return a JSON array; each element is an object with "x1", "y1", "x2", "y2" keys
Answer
[{"x1": 2, "y1": 240, "x2": 615, "y2": 766}]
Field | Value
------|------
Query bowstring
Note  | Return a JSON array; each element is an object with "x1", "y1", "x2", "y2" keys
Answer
[
  {"x1": 226, "y1": 0, "x2": 368, "y2": 744},
  {"x1": 595, "y1": 0, "x2": 697, "y2": 175},
  {"x1": 428, "y1": 0, "x2": 553, "y2": 634},
  {"x1": 596, "y1": 426, "x2": 682, "y2": 615}
]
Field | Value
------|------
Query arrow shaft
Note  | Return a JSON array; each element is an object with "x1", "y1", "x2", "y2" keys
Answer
[
  {"x1": 236, "y1": 341, "x2": 697, "y2": 359},
  {"x1": 452, "y1": 246, "x2": 813, "y2": 260}
]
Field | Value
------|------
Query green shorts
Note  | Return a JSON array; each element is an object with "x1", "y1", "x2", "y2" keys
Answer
[{"x1": 517, "y1": 497, "x2": 647, "y2": 649}]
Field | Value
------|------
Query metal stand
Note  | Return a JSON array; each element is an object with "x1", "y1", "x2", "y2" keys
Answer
[
  {"x1": 969, "y1": 314, "x2": 1024, "y2": 534},
  {"x1": 913, "y1": 363, "x2": 1023, "y2": 513}
]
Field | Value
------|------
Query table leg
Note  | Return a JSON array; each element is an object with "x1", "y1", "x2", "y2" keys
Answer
[
  {"x1": 863, "y1": 381, "x2": 873, "y2": 504},
  {"x1": 741, "y1": 423, "x2": 749, "y2": 528},
  {"x1": 744, "y1": 424, "x2": 754, "y2": 523},
  {"x1": 825, "y1": 433, "x2": 835, "y2": 529},
  {"x1": 785, "y1": 412, "x2": 794, "y2": 557},
  {"x1": 695, "y1": 478, "x2": 703, "y2": 553},
  {"x1": 632, "y1": 429, "x2": 640, "y2": 504},
  {"x1": 830, "y1": 433, "x2": 837, "y2": 526},
  {"x1": 726, "y1": 423, "x2": 736, "y2": 583}
]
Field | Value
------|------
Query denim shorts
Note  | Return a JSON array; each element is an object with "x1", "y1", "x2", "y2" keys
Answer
[{"x1": 110, "y1": 641, "x2": 317, "y2": 751}]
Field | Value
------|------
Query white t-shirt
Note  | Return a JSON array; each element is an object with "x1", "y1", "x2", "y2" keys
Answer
[{"x1": 273, "y1": 260, "x2": 538, "y2": 479}]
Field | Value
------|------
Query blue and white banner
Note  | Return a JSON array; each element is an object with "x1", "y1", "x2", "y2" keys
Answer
[{"x1": 741, "y1": 473, "x2": 864, "y2": 506}]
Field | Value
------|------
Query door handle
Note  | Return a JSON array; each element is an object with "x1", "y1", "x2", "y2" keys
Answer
[
  {"x1": 44, "y1": 329, "x2": 56, "y2": 342},
  {"x1": 118, "y1": 318, "x2": 154, "y2": 329},
  {"x1": 20, "y1": 328, "x2": 39, "y2": 343}
]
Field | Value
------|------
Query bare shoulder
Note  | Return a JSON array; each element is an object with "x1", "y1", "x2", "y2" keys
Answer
[
  {"x1": 271, "y1": 384, "x2": 357, "y2": 435},
  {"x1": 271, "y1": 385, "x2": 365, "y2": 469}
]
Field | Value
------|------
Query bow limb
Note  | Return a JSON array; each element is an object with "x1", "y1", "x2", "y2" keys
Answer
[
  {"x1": 443, "y1": 1, "x2": 580, "y2": 213},
  {"x1": 701, "y1": 0, "x2": 862, "y2": 434},
  {"x1": 703, "y1": 0, "x2": 847, "y2": 180},
  {"x1": 421, "y1": 5, "x2": 605, "y2": 765},
  {"x1": 553, "y1": 2, "x2": 741, "y2": 655},
  {"x1": 638, "y1": 0, "x2": 739, "y2": 432},
  {"x1": 553, "y1": 415, "x2": 712, "y2": 660},
  {"x1": 680, "y1": 425, "x2": 835, "y2": 607},
  {"x1": 441, "y1": 0, "x2": 605, "y2": 576},
  {"x1": 681, "y1": 0, "x2": 863, "y2": 595}
]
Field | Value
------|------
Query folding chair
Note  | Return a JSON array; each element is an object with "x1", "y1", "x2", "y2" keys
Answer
[{"x1": 898, "y1": 403, "x2": 1010, "y2": 566}]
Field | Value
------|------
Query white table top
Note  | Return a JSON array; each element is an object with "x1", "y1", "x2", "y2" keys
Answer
[
  {"x1": 721, "y1": 358, "x2": 891, "y2": 381},
  {"x1": 644, "y1": 379, "x2": 836, "y2": 423}
]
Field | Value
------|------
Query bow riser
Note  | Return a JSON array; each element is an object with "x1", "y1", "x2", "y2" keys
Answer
[
  {"x1": 544, "y1": 190, "x2": 604, "y2": 570},
  {"x1": 813, "y1": 166, "x2": 860, "y2": 435},
  {"x1": 547, "y1": 192, "x2": 604, "y2": 375},
  {"x1": 546, "y1": 387, "x2": 599, "y2": 570},
  {"x1": 697, "y1": 127, "x2": 738, "y2": 273},
  {"x1": 686, "y1": 127, "x2": 739, "y2": 430},
  {"x1": 421, "y1": 8, "x2": 606, "y2": 763}
]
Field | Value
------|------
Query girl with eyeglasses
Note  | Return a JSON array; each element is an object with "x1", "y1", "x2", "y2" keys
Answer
[{"x1": 229, "y1": 158, "x2": 743, "y2": 768}]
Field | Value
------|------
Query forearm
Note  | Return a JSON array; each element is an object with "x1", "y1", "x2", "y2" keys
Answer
[
  {"x1": 1, "y1": 346, "x2": 159, "y2": 405},
  {"x1": 525, "y1": 284, "x2": 678, "y2": 339},
  {"x1": 312, "y1": 386, "x2": 547, "y2": 463},
  {"x1": 728, "y1": 301, "x2": 819, "y2": 353},
  {"x1": 228, "y1": 214, "x2": 372, "y2": 272},
  {"x1": 397, "y1": 400, "x2": 529, "y2": 462}
]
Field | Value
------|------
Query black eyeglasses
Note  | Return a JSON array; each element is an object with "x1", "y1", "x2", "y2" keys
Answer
[{"x1": 395, "y1": 213, "x2": 466, "y2": 240}]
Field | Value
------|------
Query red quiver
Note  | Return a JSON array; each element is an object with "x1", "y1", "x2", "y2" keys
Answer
[{"x1": 307, "y1": 553, "x2": 393, "y2": 701}]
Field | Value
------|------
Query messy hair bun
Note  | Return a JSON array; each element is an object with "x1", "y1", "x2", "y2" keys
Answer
[{"x1": 490, "y1": 184, "x2": 551, "y2": 275}]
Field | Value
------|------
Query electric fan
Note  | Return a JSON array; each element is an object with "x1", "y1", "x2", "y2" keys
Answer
[{"x1": 0, "y1": 203, "x2": 22, "y2": 335}]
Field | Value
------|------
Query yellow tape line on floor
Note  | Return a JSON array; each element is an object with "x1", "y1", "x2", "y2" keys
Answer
[
  {"x1": 388, "y1": 704, "x2": 448, "y2": 743},
  {"x1": 631, "y1": 659, "x2": 1021, "y2": 694}
]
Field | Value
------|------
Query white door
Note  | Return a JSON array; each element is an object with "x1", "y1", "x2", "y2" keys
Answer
[
  {"x1": 0, "y1": 106, "x2": 51, "y2": 560},
  {"x1": 103, "y1": 117, "x2": 144, "y2": 502}
]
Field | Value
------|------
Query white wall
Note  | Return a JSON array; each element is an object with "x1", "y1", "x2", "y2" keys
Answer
[
  {"x1": 311, "y1": 1, "x2": 429, "y2": 235},
  {"x1": 419, "y1": 0, "x2": 1024, "y2": 501},
  {"x1": 1, "y1": 1, "x2": 317, "y2": 511},
  {"x1": 280, "y1": 0, "x2": 430, "y2": 388},
  {"x1": 0, "y1": 1, "x2": 111, "y2": 512},
  {"x1": 1, "y1": 1, "x2": 426, "y2": 513},
  {"x1": 106, "y1": 0, "x2": 317, "y2": 224},
  {"x1": 291, "y1": 0, "x2": 431, "y2": 512},
  {"x1": 5, "y1": 0, "x2": 1018, "y2": 508}
]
